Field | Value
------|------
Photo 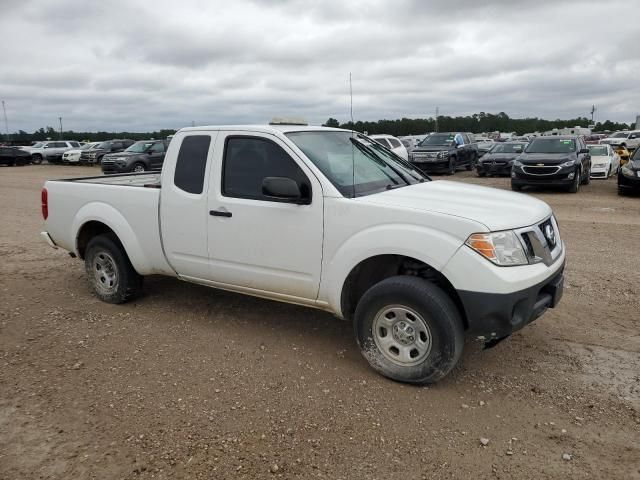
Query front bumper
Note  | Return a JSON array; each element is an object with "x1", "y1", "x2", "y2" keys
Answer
[
  {"x1": 458, "y1": 263, "x2": 565, "y2": 340},
  {"x1": 618, "y1": 171, "x2": 640, "y2": 190},
  {"x1": 511, "y1": 165, "x2": 575, "y2": 186},
  {"x1": 477, "y1": 161, "x2": 512, "y2": 176},
  {"x1": 590, "y1": 166, "x2": 610, "y2": 178},
  {"x1": 410, "y1": 158, "x2": 449, "y2": 172}
]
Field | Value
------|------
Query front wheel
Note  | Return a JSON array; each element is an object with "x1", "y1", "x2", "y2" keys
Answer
[
  {"x1": 567, "y1": 168, "x2": 580, "y2": 193},
  {"x1": 466, "y1": 155, "x2": 476, "y2": 171},
  {"x1": 447, "y1": 158, "x2": 456, "y2": 175},
  {"x1": 581, "y1": 166, "x2": 591, "y2": 185},
  {"x1": 31, "y1": 154, "x2": 42, "y2": 164},
  {"x1": 354, "y1": 276, "x2": 464, "y2": 384},
  {"x1": 132, "y1": 162, "x2": 146, "y2": 173},
  {"x1": 85, "y1": 233, "x2": 143, "y2": 304}
]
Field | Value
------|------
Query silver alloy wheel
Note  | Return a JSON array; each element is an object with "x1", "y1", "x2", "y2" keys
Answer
[
  {"x1": 93, "y1": 250, "x2": 119, "y2": 295},
  {"x1": 133, "y1": 164, "x2": 145, "y2": 173},
  {"x1": 372, "y1": 305, "x2": 432, "y2": 366}
]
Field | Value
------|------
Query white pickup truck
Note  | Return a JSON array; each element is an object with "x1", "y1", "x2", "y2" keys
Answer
[{"x1": 41, "y1": 124, "x2": 565, "y2": 384}]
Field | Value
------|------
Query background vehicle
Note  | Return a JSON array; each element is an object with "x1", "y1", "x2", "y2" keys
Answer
[
  {"x1": 370, "y1": 134, "x2": 409, "y2": 160},
  {"x1": 410, "y1": 132, "x2": 478, "y2": 174},
  {"x1": 618, "y1": 147, "x2": 640, "y2": 195},
  {"x1": 80, "y1": 139, "x2": 135, "y2": 164},
  {"x1": 101, "y1": 140, "x2": 169, "y2": 174},
  {"x1": 511, "y1": 136, "x2": 591, "y2": 193},
  {"x1": 0, "y1": 146, "x2": 31, "y2": 166},
  {"x1": 23, "y1": 140, "x2": 81, "y2": 164},
  {"x1": 41, "y1": 125, "x2": 564, "y2": 385},
  {"x1": 585, "y1": 134, "x2": 607, "y2": 145},
  {"x1": 600, "y1": 130, "x2": 640, "y2": 150},
  {"x1": 588, "y1": 144, "x2": 620, "y2": 179},
  {"x1": 474, "y1": 137, "x2": 495, "y2": 157},
  {"x1": 476, "y1": 141, "x2": 527, "y2": 177},
  {"x1": 63, "y1": 142, "x2": 101, "y2": 164}
]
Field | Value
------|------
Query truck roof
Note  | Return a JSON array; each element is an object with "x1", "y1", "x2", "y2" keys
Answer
[{"x1": 177, "y1": 125, "x2": 348, "y2": 135}]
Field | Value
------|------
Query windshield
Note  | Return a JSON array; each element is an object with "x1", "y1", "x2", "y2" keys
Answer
[
  {"x1": 96, "y1": 142, "x2": 111, "y2": 149},
  {"x1": 489, "y1": 143, "x2": 526, "y2": 154},
  {"x1": 419, "y1": 133, "x2": 455, "y2": 146},
  {"x1": 126, "y1": 141, "x2": 155, "y2": 153},
  {"x1": 32, "y1": 142, "x2": 44, "y2": 148},
  {"x1": 588, "y1": 145, "x2": 608, "y2": 156},
  {"x1": 525, "y1": 138, "x2": 575, "y2": 154},
  {"x1": 80, "y1": 142, "x2": 99, "y2": 150},
  {"x1": 286, "y1": 131, "x2": 427, "y2": 197},
  {"x1": 611, "y1": 132, "x2": 629, "y2": 138}
]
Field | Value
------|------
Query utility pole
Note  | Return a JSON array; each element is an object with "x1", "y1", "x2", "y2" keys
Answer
[
  {"x1": 435, "y1": 106, "x2": 439, "y2": 133},
  {"x1": 59, "y1": 116, "x2": 63, "y2": 139},
  {"x1": 2, "y1": 100, "x2": 9, "y2": 141},
  {"x1": 590, "y1": 105, "x2": 596, "y2": 124}
]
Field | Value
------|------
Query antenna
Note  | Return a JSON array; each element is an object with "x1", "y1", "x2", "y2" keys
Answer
[
  {"x1": 350, "y1": 72, "x2": 355, "y2": 199},
  {"x1": 1, "y1": 100, "x2": 9, "y2": 141},
  {"x1": 590, "y1": 105, "x2": 596, "y2": 123}
]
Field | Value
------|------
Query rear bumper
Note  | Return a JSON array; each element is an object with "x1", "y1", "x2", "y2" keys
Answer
[
  {"x1": 40, "y1": 231, "x2": 57, "y2": 249},
  {"x1": 458, "y1": 263, "x2": 565, "y2": 340}
]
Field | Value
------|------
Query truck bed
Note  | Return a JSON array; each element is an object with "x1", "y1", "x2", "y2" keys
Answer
[{"x1": 63, "y1": 172, "x2": 161, "y2": 188}]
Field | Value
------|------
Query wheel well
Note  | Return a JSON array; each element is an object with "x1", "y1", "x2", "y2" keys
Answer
[
  {"x1": 340, "y1": 255, "x2": 468, "y2": 329},
  {"x1": 76, "y1": 221, "x2": 116, "y2": 259}
]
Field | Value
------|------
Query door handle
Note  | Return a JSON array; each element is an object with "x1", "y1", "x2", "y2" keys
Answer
[{"x1": 210, "y1": 209, "x2": 232, "y2": 218}]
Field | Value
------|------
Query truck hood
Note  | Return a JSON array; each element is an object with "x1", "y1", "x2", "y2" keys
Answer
[{"x1": 359, "y1": 180, "x2": 551, "y2": 231}]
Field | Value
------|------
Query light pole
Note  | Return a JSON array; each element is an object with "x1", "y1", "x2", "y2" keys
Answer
[{"x1": 59, "y1": 116, "x2": 63, "y2": 139}]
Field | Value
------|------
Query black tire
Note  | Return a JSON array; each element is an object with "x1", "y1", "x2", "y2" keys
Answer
[
  {"x1": 132, "y1": 162, "x2": 146, "y2": 173},
  {"x1": 447, "y1": 157, "x2": 456, "y2": 175},
  {"x1": 477, "y1": 169, "x2": 486, "y2": 177},
  {"x1": 581, "y1": 166, "x2": 591, "y2": 185},
  {"x1": 84, "y1": 233, "x2": 143, "y2": 304},
  {"x1": 567, "y1": 168, "x2": 580, "y2": 193},
  {"x1": 97, "y1": 155, "x2": 104, "y2": 165},
  {"x1": 31, "y1": 154, "x2": 42, "y2": 165},
  {"x1": 354, "y1": 276, "x2": 464, "y2": 385},
  {"x1": 466, "y1": 155, "x2": 475, "y2": 171},
  {"x1": 511, "y1": 182, "x2": 522, "y2": 191}
]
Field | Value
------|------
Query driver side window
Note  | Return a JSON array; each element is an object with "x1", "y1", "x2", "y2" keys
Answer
[{"x1": 222, "y1": 136, "x2": 309, "y2": 202}]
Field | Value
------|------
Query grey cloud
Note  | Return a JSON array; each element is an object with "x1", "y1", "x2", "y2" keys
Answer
[{"x1": 0, "y1": 0, "x2": 637, "y2": 133}]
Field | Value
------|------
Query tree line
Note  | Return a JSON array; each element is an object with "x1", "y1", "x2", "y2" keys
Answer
[
  {"x1": 324, "y1": 112, "x2": 633, "y2": 136},
  {"x1": 1, "y1": 112, "x2": 634, "y2": 144}
]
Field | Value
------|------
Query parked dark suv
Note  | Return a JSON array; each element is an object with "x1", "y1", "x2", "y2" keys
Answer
[
  {"x1": 410, "y1": 132, "x2": 477, "y2": 174},
  {"x1": 511, "y1": 136, "x2": 591, "y2": 193},
  {"x1": 80, "y1": 139, "x2": 135, "y2": 164},
  {"x1": 101, "y1": 140, "x2": 169, "y2": 174}
]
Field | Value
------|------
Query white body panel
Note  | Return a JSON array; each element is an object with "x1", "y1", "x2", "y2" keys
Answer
[{"x1": 42, "y1": 125, "x2": 564, "y2": 319}]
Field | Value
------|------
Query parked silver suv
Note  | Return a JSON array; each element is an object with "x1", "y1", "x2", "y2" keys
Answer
[{"x1": 24, "y1": 140, "x2": 81, "y2": 164}]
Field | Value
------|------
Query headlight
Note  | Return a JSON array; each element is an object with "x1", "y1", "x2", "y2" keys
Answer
[
  {"x1": 513, "y1": 160, "x2": 523, "y2": 167},
  {"x1": 560, "y1": 160, "x2": 575, "y2": 168},
  {"x1": 437, "y1": 151, "x2": 448, "y2": 159},
  {"x1": 465, "y1": 231, "x2": 528, "y2": 266},
  {"x1": 621, "y1": 165, "x2": 636, "y2": 178}
]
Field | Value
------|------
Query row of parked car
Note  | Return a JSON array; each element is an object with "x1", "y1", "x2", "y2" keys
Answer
[
  {"x1": 370, "y1": 131, "x2": 639, "y2": 196},
  {"x1": 0, "y1": 138, "x2": 170, "y2": 174}
]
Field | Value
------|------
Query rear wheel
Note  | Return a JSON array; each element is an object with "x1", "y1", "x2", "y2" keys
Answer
[
  {"x1": 85, "y1": 233, "x2": 143, "y2": 304},
  {"x1": 354, "y1": 276, "x2": 464, "y2": 384}
]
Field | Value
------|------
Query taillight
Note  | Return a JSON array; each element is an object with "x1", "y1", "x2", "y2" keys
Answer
[{"x1": 41, "y1": 188, "x2": 48, "y2": 220}]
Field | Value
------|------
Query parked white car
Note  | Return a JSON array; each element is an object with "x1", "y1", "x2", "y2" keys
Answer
[
  {"x1": 600, "y1": 130, "x2": 640, "y2": 150},
  {"x1": 588, "y1": 144, "x2": 620, "y2": 178},
  {"x1": 63, "y1": 142, "x2": 101, "y2": 164},
  {"x1": 22, "y1": 140, "x2": 81, "y2": 164},
  {"x1": 370, "y1": 134, "x2": 409, "y2": 160},
  {"x1": 41, "y1": 124, "x2": 565, "y2": 385}
]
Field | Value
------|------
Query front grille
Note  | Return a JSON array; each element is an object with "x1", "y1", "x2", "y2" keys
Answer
[
  {"x1": 522, "y1": 165, "x2": 560, "y2": 175},
  {"x1": 516, "y1": 216, "x2": 562, "y2": 266},
  {"x1": 101, "y1": 159, "x2": 115, "y2": 166},
  {"x1": 539, "y1": 218, "x2": 557, "y2": 249}
]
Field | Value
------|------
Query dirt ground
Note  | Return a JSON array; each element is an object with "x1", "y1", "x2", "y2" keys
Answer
[{"x1": 1, "y1": 164, "x2": 639, "y2": 480}]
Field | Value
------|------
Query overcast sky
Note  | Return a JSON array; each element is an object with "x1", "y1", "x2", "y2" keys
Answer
[{"x1": 1, "y1": 0, "x2": 638, "y2": 132}]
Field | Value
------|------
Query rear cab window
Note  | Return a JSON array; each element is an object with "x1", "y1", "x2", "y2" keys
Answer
[{"x1": 174, "y1": 135, "x2": 212, "y2": 194}]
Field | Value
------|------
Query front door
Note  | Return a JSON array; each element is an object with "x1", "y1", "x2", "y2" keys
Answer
[{"x1": 206, "y1": 132, "x2": 323, "y2": 300}]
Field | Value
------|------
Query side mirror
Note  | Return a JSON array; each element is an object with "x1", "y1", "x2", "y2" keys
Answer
[{"x1": 262, "y1": 177, "x2": 310, "y2": 204}]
